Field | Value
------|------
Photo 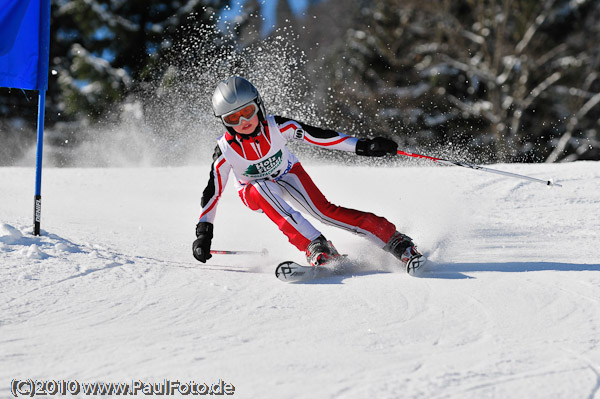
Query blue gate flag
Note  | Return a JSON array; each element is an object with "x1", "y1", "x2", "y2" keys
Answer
[
  {"x1": 0, "y1": 0, "x2": 51, "y2": 236},
  {"x1": 0, "y1": 0, "x2": 51, "y2": 90}
]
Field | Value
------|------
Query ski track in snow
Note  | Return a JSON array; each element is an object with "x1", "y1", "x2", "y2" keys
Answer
[{"x1": 1, "y1": 162, "x2": 599, "y2": 399}]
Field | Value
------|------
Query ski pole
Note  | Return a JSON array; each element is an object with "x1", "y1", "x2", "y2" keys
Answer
[
  {"x1": 210, "y1": 248, "x2": 269, "y2": 256},
  {"x1": 397, "y1": 150, "x2": 562, "y2": 187}
]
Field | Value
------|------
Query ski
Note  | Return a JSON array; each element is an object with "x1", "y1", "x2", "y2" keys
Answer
[
  {"x1": 406, "y1": 254, "x2": 428, "y2": 276},
  {"x1": 275, "y1": 254, "x2": 428, "y2": 282},
  {"x1": 275, "y1": 261, "x2": 328, "y2": 283},
  {"x1": 275, "y1": 255, "x2": 349, "y2": 283}
]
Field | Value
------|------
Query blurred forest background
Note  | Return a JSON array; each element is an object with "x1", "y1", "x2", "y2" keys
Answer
[{"x1": 1, "y1": 0, "x2": 599, "y2": 167}]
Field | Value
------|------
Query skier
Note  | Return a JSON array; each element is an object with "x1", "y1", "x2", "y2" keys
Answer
[{"x1": 193, "y1": 76, "x2": 425, "y2": 273}]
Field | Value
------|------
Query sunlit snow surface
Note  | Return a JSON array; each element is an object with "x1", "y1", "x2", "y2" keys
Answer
[{"x1": 1, "y1": 162, "x2": 599, "y2": 398}]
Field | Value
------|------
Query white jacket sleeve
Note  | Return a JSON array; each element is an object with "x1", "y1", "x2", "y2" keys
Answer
[
  {"x1": 198, "y1": 145, "x2": 231, "y2": 224},
  {"x1": 274, "y1": 115, "x2": 358, "y2": 152}
]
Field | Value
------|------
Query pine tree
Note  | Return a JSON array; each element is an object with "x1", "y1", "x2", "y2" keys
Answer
[
  {"x1": 52, "y1": 0, "x2": 231, "y2": 120},
  {"x1": 321, "y1": 0, "x2": 600, "y2": 162}
]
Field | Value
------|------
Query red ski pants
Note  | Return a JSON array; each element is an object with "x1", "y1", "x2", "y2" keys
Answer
[{"x1": 239, "y1": 162, "x2": 397, "y2": 251}]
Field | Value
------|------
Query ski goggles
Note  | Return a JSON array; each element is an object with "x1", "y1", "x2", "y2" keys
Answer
[{"x1": 221, "y1": 103, "x2": 259, "y2": 127}]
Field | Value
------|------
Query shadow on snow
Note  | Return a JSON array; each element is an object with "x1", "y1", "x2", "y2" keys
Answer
[
  {"x1": 419, "y1": 261, "x2": 600, "y2": 280},
  {"x1": 294, "y1": 261, "x2": 600, "y2": 283}
]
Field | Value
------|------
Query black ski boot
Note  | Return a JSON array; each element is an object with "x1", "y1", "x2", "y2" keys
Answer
[
  {"x1": 384, "y1": 232, "x2": 426, "y2": 275},
  {"x1": 305, "y1": 235, "x2": 341, "y2": 267}
]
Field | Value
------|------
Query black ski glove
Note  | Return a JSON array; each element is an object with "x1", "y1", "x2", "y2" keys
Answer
[
  {"x1": 193, "y1": 222, "x2": 213, "y2": 263},
  {"x1": 355, "y1": 137, "x2": 398, "y2": 157}
]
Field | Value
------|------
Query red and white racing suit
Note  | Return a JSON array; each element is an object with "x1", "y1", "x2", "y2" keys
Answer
[{"x1": 198, "y1": 115, "x2": 397, "y2": 251}]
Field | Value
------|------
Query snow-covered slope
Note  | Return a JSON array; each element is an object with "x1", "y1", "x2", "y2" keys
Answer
[{"x1": 1, "y1": 161, "x2": 599, "y2": 399}]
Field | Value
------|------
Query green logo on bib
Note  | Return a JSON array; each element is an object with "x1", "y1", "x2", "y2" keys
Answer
[{"x1": 243, "y1": 150, "x2": 283, "y2": 178}]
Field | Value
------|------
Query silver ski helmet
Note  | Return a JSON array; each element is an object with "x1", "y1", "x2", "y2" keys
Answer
[{"x1": 212, "y1": 76, "x2": 266, "y2": 132}]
